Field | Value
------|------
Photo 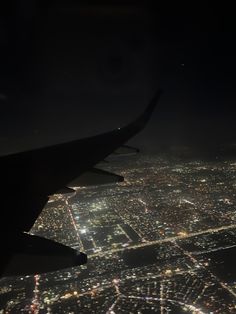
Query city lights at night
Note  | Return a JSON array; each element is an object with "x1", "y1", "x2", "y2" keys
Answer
[{"x1": 1, "y1": 154, "x2": 236, "y2": 312}]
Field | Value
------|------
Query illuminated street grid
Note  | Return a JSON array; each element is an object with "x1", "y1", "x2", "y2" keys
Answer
[{"x1": 1, "y1": 154, "x2": 236, "y2": 313}]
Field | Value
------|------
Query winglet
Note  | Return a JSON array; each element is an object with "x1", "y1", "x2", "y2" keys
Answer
[
  {"x1": 145, "y1": 88, "x2": 163, "y2": 116},
  {"x1": 126, "y1": 88, "x2": 162, "y2": 133},
  {"x1": 138, "y1": 88, "x2": 162, "y2": 125}
]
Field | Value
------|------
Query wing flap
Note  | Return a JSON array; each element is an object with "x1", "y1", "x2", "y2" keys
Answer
[
  {"x1": 55, "y1": 187, "x2": 76, "y2": 194},
  {"x1": 69, "y1": 167, "x2": 124, "y2": 187},
  {"x1": 109, "y1": 145, "x2": 139, "y2": 158},
  {"x1": 1, "y1": 233, "x2": 87, "y2": 277}
]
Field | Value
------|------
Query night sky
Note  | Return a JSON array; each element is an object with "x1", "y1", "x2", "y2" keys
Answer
[{"x1": 0, "y1": 1, "x2": 236, "y2": 155}]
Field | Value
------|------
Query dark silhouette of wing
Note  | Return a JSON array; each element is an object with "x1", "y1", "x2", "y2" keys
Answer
[
  {"x1": 2, "y1": 233, "x2": 87, "y2": 277},
  {"x1": 69, "y1": 168, "x2": 124, "y2": 187},
  {"x1": 109, "y1": 145, "x2": 140, "y2": 158},
  {"x1": 0, "y1": 89, "x2": 162, "y2": 276}
]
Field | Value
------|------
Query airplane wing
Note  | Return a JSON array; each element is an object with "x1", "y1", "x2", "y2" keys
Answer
[
  {"x1": 68, "y1": 168, "x2": 124, "y2": 188},
  {"x1": 108, "y1": 145, "x2": 140, "y2": 159},
  {"x1": 56, "y1": 168, "x2": 124, "y2": 193},
  {"x1": 0, "y1": 89, "x2": 162, "y2": 276}
]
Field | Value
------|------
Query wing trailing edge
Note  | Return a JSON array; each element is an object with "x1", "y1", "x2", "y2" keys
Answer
[{"x1": 1, "y1": 233, "x2": 87, "y2": 277}]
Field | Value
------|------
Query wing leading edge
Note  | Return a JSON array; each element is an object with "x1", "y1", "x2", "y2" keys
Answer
[{"x1": 0, "y1": 89, "x2": 162, "y2": 276}]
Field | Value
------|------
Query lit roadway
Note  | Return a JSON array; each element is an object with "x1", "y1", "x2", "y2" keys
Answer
[
  {"x1": 64, "y1": 197, "x2": 84, "y2": 251},
  {"x1": 89, "y1": 223, "x2": 236, "y2": 257}
]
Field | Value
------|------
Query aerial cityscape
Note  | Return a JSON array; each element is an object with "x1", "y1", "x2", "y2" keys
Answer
[{"x1": 1, "y1": 153, "x2": 236, "y2": 313}]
